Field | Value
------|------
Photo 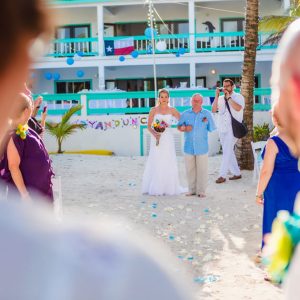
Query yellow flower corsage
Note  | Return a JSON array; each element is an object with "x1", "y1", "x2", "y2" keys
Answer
[
  {"x1": 264, "y1": 206, "x2": 300, "y2": 283},
  {"x1": 16, "y1": 124, "x2": 29, "y2": 140}
]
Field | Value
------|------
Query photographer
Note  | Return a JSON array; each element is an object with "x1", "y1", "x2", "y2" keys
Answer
[{"x1": 212, "y1": 79, "x2": 245, "y2": 183}]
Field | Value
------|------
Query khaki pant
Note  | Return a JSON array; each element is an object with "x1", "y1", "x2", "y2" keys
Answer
[{"x1": 185, "y1": 154, "x2": 208, "y2": 195}]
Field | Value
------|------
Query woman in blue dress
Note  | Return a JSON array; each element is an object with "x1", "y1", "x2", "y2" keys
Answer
[{"x1": 256, "y1": 105, "x2": 300, "y2": 249}]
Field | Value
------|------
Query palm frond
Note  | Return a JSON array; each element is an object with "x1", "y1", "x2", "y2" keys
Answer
[
  {"x1": 45, "y1": 105, "x2": 87, "y2": 153},
  {"x1": 259, "y1": 15, "x2": 298, "y2": 45},
  {"x1": 259, "y1": 15, "x2": 295, "y2": 32},
  {"x1": 61, "y1": 104, "x2": 82, "y2": 126},
  {"x1": 290, "y1": 1, "x2": 300, "y2": 17},
  {"x1": 60, "y1": 124, "x2": 86, "y2": 140}
]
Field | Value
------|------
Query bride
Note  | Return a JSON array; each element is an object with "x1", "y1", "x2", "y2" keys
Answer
[{"x1": 142, "y1": 89, "x2": 186, "y2": 196}]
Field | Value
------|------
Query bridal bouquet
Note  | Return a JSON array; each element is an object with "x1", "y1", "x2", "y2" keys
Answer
[{"x1": 153, "y1": 119, "x2": 169, "y2": 146}]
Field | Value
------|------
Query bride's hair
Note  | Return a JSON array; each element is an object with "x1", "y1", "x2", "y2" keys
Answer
[{"x1": 156, "y1": 88, "x2": 170, "y2": 106}]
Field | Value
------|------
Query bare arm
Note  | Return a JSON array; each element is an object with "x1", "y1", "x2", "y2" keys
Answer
[
  {"x1": 256, "y1": 139, "x2": 278, "y2": 204},
  {"x1": 172, "y1": 108, "x2": 180, "y2": 120},
  {"x1": 147, "y1": 109, "x2": 159, "y2": 138},
  {"x1": 211, "y1": 89, "x2": 220, "y2": 113},
  {"x1": 7, "y1": 138, "x2": 30, "y2": 200},
  {"x1": 32, "y1": 96, "x2": 43, "y2": 118}
]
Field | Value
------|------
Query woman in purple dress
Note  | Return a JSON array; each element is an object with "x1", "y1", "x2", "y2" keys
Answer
[{"x1": 1, "y1": 93, "x2": 54, "y2": 203}]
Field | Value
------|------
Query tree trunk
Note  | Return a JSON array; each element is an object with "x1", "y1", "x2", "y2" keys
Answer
[
  {"x1": 58, "y1": 138, "x2": 63, "y2": 154},
  {"x1": 236, "y1": 0, "x2": 259, "y2": 170}
]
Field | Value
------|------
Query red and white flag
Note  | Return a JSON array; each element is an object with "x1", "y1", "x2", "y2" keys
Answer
[{"x1": 114, "y1": 37, "x2": 134, "y2": 55}]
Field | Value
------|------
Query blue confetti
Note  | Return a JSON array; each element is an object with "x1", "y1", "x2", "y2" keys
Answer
[
  {"x1": 187, "y1": 256, "x2": 194, "y2": 261},
  {"x1": 204, "y1": 208, "x2": 210, "y2": 213},
  {"x1": 193, "y1": 275, "x2": 220, "y2": 284},
  {"x1": 152, "y1": 203, "x2": 157, "y2": 209},
  {"x1": 169, "y1": 235, "x2": 175, "y2": 240},
  {"x1": 151, "y1": 213, "x2": 157, "y2": 218}
]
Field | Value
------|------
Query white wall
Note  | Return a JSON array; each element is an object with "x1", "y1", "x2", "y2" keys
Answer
[
  {"x1": 44, "y1": 111, "x2": 272, "y2": 156},
  {"x1": 104, "y1": 3, "x2": 188, "y2": 24},
  {"x1": 33, "y1": 67, "x2": 99, "y2": 94},
  {"x1": 53, "y1": 7, "x2": 98, "y2": 37},
  {"x1": 196, "y1": 61, "x2": 272, "y2": 88}
]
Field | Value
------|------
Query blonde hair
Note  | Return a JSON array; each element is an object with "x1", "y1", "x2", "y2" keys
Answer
[
  {"x1": 10, "y1": 93, "x2": 32, "y2": 119},
  {"x1": 156, "y1": 88, "x2": 170, "y2": 106},
  {"x1": 271, "y1": 19, "x2": 300, "y2": 106}
]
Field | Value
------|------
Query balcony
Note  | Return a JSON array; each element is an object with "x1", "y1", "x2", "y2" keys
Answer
[
  {"x1": 47, "y1": 37, "x2": 99, "y2": 57},
  {"x1": 195, "y1": 32, "x2": 277, "y2": 52},
  {"x1": 35, "y1": 88, "x2": 271, "y2": 116},
  {"x1": 45, "y1": 31, "x2": 277, "y2": 58}
]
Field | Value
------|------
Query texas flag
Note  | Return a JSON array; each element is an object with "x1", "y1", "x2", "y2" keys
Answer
[{"x1": 104, "y1": 37, "x2": 135, "y2": 56}]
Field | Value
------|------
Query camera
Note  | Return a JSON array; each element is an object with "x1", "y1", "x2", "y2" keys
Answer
[{"x1": 218, "y1": 87, "x2": 223, "y2": 92}]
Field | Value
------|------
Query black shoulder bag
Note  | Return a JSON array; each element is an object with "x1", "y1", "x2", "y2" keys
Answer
[{"x1": 224, "y1": 98, "x2": 248, "y2": 139}]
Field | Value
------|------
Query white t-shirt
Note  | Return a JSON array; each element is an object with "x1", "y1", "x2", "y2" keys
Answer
[
  {"x1": 0, "y1": 197, "x2": 190, "y2": 300},
  {"x1": 217, "y1": 92, "x2": 245, "y2": 133}
]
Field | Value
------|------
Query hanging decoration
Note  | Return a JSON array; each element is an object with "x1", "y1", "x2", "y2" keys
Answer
[
  {"x1": 44, "y1": 72, "x2": 52, "y2": 80},
  {"x1": 119, "y1": 55, "x2": 125, "y2": 62},
  {"x1": 131, "y1": 50, "x2": 139, "y2": 58},
  {"x1": 156, "y1": 40, "x2": 167, "y2": 52},
  {"x1": 76, "y1": 70, "x2": 85, "y2": 78},
  {"x1": 53, "y1": 73, "x2": 61, "y2": 80},
  {"x1": 66, "y1": 57, "x2": 75, "y2": 65}
]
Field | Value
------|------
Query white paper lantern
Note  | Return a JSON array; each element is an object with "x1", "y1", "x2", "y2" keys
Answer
[{"x1": 156, "y1": 40, "x2": 167, "y2": 52}]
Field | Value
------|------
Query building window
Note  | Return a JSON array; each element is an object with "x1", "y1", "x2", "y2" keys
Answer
[
  {"x1": 55, "y1": 24, "x2": 91, "y2": 55},
  {"x1": 221, "y1": 18, "x2": 245, "y2": 32},
  {"x1": 219, "y1": 75, "x2": 260, "y2": 103},
  {"x1": 196, "y1": 76, "x2": 207, "y2": 88}
]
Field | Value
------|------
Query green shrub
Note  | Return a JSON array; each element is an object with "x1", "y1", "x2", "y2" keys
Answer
[{"x1": 253, "y1": 123, "x2": 272, "y2": 142}]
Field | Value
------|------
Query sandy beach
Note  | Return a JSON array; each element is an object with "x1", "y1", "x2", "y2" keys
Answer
[{"x1": 51, "y1": 154, "x2": 282, "y2": 300}]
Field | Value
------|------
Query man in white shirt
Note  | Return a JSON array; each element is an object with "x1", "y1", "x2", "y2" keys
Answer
[{"x1": 212, "y1": 79, "x2": 245, "y2": 183}]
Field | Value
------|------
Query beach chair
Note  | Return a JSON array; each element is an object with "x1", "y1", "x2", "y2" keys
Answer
[
  {"x1": 52, "y1": 176, "x2": 63, "y2": 220},
  {"x1": 251, "y1": 141, "x2": 266, "y2": 182}
]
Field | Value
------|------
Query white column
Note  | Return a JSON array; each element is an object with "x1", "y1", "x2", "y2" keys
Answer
[
  {"x1": 81, "y1": 94, "x2": 88, "y2": 117},
  {"x1": 188, "y1": 0, "x2": 195, "y2": 54},
  {"x1": 97, "y1": 4, "x2": 104, "y2": 56},
  {"x1": 98, "y1": 65, "x2": 105, "y2": 90},
  {"x1": 190, "y1": 62, "x2": 196, "y2": 88},
  {"x1": 283, "y1": 0, "x2": 291, "y2": 11}
]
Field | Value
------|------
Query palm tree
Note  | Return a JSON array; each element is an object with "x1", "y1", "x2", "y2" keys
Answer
[
  {"x1": 259, "y1": 0, "x2": 300, "y2": 44},
  {"x1": 235, "y1": 0, "x2": 259, "y2": 170},
  {"x1": 45, "y1": 104, "x2": 86, "y2": 153}
]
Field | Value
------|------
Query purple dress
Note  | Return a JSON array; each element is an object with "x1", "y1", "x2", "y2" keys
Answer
[{"x1": 1, "y1": 128, "x2": 54, "y2": 203}]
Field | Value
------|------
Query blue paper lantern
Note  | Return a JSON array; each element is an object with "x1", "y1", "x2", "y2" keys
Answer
[
  {"x1": 119, "y1": 56, "x2": 125, "y2": 62},
  {"x1": 76, "y1": 51, "x2": 84, "y2": 57},
  {"x1": 144, "y1": 27, "x2": 157, "y2": 39},
  {"x1": 179, "y1": 47, "x2": 186, "y2": 55},
  {"x1": 175, "y1": 52, "x2": 180, "y2": 57},
  {"x1": 44, "y1": 72, "x2": 52, "y2": 80},
  {"x1": 53, "y1": 73, "x2": 61, "y2": 80},
  {"x1": 66, "y1": 57, "x2": 74, "y2": 65},
  {"x1": 76, "y1": 70, "x2": 85, "y2": 78},
  {"x1": 131, "y1": 50, "x2": 139, "y2": 58}
]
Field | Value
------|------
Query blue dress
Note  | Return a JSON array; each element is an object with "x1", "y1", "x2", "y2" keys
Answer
[{"x1": 262, "y1": 136, "x2": 300, "y2": 247}]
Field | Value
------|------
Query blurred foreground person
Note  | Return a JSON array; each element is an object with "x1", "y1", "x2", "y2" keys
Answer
[
  {"x1": 0, "y1": 1, "x2": 191, "y2": 299},
  {"x1": 262, "y1": 19, "x2": 300, "y2": 299},
  {"x1": 1, "y1": 93, "x2": 54, "y2": 202}
]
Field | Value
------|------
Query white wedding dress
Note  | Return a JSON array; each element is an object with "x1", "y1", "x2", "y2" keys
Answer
[{"x1": 142, "y1": 114, "x2": 186, "y2": 196}]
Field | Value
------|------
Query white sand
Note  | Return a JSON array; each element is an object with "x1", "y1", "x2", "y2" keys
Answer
[{"x1": 51, "y1": 154, "x2": 282, "y2": 300}]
